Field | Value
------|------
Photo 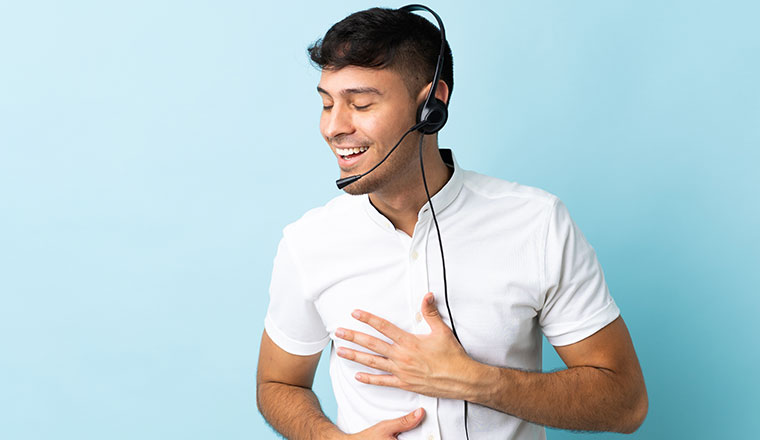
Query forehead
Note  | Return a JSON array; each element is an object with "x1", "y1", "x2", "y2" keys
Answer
[{"x1": 317, "y1": 65, "x2": 408, "y2": 97}]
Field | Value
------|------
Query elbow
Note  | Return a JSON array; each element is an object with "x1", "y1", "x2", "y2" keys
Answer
[
  {"x1": 618, "y1": 385, "x2": 648, "y2": 434},
  {"x1": 255, "y1": 379, "x2": 273, "y2": 417},
  {"x1": 255, "y1": 382, "x2": 265, "y2": 415}
]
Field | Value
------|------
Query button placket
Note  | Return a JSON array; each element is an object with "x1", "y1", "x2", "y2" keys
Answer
[
  {"x1": 406, "y1": 217, "x2": 423, "y2": 332},
  {"x1": 418, "y1": 209, "x2": 441, "y2": 440},
  {"x1": 410, "y1": 243, "x2": 429, "y2": 332},
  {"x1": 417, "y1": 394, "x2": 441, "y2": 440},
  {"x1": 408, "y1": 215, "x2": 440, "y2": 438}
]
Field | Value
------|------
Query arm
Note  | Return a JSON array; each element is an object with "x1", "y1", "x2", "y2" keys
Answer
[
  {"x1": 256, "y1": 330, "x2": 342, "y2": 440},
  {"x1": 257, "y1": 330, "x2": 427, "y2": 440},
  {"x1": 467, "y1": 316, "x2": 648, "y2": 433},
  {"x1": 336, "y1": 293, "x2": 648, "y2": 434}
]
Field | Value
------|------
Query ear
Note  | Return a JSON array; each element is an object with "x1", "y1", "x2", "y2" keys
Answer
[{"x1": 416, "y1": 80, "x2": 450, "y2": 106}]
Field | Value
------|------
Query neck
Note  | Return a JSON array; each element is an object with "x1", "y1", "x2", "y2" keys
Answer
[{"x1": 369, "y1": 140, "x2": 453, "y2": 236}]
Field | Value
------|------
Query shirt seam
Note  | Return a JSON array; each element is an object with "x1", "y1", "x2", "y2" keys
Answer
[
  {"x1": 539, "y1": 197, "x2": 560, "y2": 302},
  {"x1": 461, "y1": 176, "x2": 556, "y2": 204},
  {"x1": 544, "y1": 300, "x2": 620, "y2": 346},
  {"x1": 264, "y1": 314, "x2": 330, "y2": 354}
]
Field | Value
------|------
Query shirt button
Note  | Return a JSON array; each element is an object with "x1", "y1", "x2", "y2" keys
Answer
[
  {"x1": 427, "y1": 434, "x2": 436, "y2": 440},
  {"x1": 411, "y1": 251, "x2": 419, "y2": 260},
  {"x1": 415, "y1": 312, "x2": 422, "y2": 322}
]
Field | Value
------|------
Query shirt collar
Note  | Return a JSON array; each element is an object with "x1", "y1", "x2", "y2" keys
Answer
[
  {"x1": 423, "y1": 148, "x2": 463, "y2": 216},
  {"x1": 362, "y1": 149, "x2": 464, "y2": 230}
]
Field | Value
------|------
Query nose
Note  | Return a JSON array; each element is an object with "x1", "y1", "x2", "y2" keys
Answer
[{"x1": 321, "y1": 104, "x2": 355, "y2": 140}]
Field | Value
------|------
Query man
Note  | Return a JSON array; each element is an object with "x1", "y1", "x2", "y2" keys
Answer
[{"x1": 257, "y1": 6, "x2": 647, "y2": 440}]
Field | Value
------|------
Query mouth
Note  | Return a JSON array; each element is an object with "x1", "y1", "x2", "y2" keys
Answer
[
  {"x1": 335, "y1": 146, "x2": 369, "y2": 169},
  {"x1": 335, "y1": 146, "x2": 369, "y2": 159}
]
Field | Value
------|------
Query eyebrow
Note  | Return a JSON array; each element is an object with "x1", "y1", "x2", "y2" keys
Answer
[{"x1": 316, "y1": 86, "x2": 383, "y2": 97}]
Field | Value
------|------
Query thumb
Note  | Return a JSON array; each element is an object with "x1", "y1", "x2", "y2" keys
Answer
[
  {"x1": 421, "y1": 292, "x2": 444, "y2": 330},
  {"x1": 377, "y1": 408, "x2": 425, "y2": 436}
]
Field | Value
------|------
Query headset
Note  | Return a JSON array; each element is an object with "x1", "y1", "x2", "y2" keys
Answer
[{"x1": 333, "y1": 5, "x2": 471, "y2": 439}]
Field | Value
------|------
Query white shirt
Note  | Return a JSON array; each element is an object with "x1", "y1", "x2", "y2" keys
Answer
[{"x1": 264, "y1": 150, "x2": 620, "y2": 440}]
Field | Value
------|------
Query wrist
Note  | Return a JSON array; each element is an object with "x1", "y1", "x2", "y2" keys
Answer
[
  {"x1": 460, "y1": 358, "x2": 504, "y2": 404},
  {"x1": 320, "y1": 426, "x2": 348, "y2": 440}
]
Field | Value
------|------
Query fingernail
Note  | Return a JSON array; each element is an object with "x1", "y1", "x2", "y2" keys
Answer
[
  {"x1": 335, "y1": 328, "x2": 345, "y2": 338},
  {"x1": 414, "y1": 408, "x2": 422, "y2": 417},
  {"x1": 426, "y1": 294, "x2": 434, "y2": 304},
  {"x1": 351, "y1": 310, "x2": 361, "y2": 319}
]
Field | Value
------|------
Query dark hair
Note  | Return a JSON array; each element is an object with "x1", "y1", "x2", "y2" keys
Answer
[{"x1": 308, "y1": 7, "x2": 454, "y2": 103}]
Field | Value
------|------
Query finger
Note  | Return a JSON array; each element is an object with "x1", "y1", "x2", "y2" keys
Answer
[
  {"x1": 336, "y1": 346, "x2": 393, "y2": 372},
  {"x1": 335, "y1": 327, "x2": 393, "y2": 356},
  {"x1": 354, "y1": 371, "x2": 405, "y2": 389},
  {"x1": 351, "y1": 309, "x2": 407, "y2": 343},
  {"x1": 421, "y1": 293, "x2": 446, "y2": 331},
  {"x1": 376, "y1": 408, "x2": 425, "y2": 435}
]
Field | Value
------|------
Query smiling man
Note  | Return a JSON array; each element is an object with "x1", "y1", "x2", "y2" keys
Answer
[{"x1": 256, "y1": 6, "x2": 647, "y2": 440}]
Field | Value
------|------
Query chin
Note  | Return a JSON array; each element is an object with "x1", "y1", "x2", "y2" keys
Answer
[{"x1": 341, "y1": 182, "x2": 371, "y2": 196}]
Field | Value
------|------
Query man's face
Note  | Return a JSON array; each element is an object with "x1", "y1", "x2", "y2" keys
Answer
[{"x1": 318, "y1": 66, "x2": 420, "y2": 195}]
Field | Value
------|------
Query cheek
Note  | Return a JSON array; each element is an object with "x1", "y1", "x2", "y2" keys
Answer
[
  {"x1": 373, "y1": 110, "x2": 415, "y2": 142},
  {"x1": 363, "y1": 112, "x2": 407, "y2": 143},
  {"x1": 360, "y1": 115, "x2": 383, "y2": 136}
]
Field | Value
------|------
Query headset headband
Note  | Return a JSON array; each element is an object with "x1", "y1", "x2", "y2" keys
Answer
[{"x1": 399, "y1": 4, "x2": 447, "y2": 112}]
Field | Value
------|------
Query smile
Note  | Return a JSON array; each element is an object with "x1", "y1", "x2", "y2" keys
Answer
[{"x1": 336, "y1": 146, "x2": 369, "y2": 158}]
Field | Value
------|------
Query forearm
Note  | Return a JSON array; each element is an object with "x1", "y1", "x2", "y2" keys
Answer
[
  {"x1": 465, "y1": 362, "x2": 647, "y2": 433},
  {"x1": 257, "y1": 381, "x2": 344, "y2": 440}
]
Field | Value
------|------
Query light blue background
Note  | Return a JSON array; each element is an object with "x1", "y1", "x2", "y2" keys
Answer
[{"x1": 1, "y1": 1, "x2": 758, "y2": 439}]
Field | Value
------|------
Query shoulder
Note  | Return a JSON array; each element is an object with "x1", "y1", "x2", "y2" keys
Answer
[
  {"x1": 460, "y1": 168, "x2": 559, "y2": 209},
  {"x1": 281, "y1": 193, "x2": 365, "y2": 242},
  {"x1": 448, "y1": 169, "x2": 563, "y2": 245}
]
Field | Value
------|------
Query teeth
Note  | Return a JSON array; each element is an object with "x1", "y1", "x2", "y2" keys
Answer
[{"x1": 336, "y1": 146, "x2": 369, "y2": 157}]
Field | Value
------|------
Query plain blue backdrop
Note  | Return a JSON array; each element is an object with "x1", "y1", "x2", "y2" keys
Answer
[{"x1": 1, "y1": 1, "x2": 758, "y2": 439}]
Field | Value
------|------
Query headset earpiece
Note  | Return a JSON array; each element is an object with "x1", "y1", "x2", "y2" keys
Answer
[{"x1": 416, "y1": 98, "x2": 448, "y2": 135}]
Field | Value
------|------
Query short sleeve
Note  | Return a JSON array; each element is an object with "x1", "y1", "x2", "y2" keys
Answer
[
  {"x1": 539, "y1": 198, "x2": 620, "y2": 346},
  {"x1": 264, "y1": 236, "x2": 330, "y2": 355}
]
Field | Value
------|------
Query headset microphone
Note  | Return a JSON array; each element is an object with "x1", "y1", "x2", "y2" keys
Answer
[{"x1": 334, "y1": 175, "x2": 361, "y2": 190}]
